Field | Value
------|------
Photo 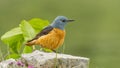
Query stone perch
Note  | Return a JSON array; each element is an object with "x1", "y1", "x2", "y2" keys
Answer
[{"x1": 0, "y1": 50, "x2": 89, "y2": 68}]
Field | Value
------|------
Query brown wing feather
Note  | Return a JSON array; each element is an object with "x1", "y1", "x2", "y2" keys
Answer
[{"x1": 27, "y1": 26, "x2": 53, "y2": 42}]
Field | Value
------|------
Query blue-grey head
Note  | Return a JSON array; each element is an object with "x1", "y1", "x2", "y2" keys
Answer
[{"x1": 51, "y1": 16, "x2": 74, "y2": 30}]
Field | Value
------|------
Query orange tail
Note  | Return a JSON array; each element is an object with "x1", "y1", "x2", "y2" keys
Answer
[{"x1": 25, "y1": 40, "x2": 36, "y2": 46}]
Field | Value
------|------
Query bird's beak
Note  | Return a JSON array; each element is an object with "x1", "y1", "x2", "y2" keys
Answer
[{"x1": 66, "y1": 20, "x2": 75, "y2": 22}]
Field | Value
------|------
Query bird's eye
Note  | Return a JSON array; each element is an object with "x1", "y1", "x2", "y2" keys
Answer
[{"x1": 62, "y1": 20, "x2": 66, "y2": 22}]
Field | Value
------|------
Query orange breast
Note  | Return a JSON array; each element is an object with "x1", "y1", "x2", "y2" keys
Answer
[{"x1": 35, "y1": 28, "x2": 65, "y2": 50}]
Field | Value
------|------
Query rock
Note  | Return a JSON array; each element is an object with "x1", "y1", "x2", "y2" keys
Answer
[
  {"x1": 0, "y1": 58, "x2": 26, "y2": 68},
  {"x1": 0, "y1": 50, "x2": 89, "y2": 68},
  {"x1": 0, "y1": 58, "x2": 16, "y2": 68}
]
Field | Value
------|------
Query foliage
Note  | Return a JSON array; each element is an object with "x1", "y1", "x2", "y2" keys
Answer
[{"x1": 1, "y1": 18, "x2": 49, "y2": 59}]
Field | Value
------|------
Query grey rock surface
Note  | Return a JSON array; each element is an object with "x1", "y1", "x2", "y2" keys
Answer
[{"x1": 0, "y1": 50, "x2": 89, "y2": 68}]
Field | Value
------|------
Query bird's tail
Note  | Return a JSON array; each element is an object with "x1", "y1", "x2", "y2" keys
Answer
[{"x1": 25, "y1": 40, "x2": 36, "y2": 46}]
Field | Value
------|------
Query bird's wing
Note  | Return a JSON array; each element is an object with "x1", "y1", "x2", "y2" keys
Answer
[{"x1": 27, "y1": 26, "x2": 53, "y2": 42}]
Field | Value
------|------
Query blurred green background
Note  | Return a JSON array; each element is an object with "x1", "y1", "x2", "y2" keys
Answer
[{"x1": 0, "y1": 0, "x2": 120, "y2": 68}]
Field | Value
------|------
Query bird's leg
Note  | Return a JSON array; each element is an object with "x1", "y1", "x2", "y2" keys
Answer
[
  {"x1": 53, "y1": 50, "x2": 58, "y2": 68},
  {"x1": 32, "y1": 46, "x2": 36, "y2": 51},
  {"x1": 52, "y1": 50, "x2": 62, "y2": 53}
]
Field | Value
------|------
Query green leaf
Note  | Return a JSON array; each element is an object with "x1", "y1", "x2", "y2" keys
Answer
[
  {"x1": 23, "y1": 46, "x2": 33, "y2": 53},
  {"x1": 1, "y1": 27, "x2": 22, "y2": 42},
  {"x1": 8, "y1": 38, "x2": 24, "y2": 54},
  {"x1": 43, "y1": 48, "x2": 53, "y2": 52},
  {"x1": 0, "y1": 18, "x2": 51, "y2": 59},
  {"x1": 6, "y1": 53, "x2": 20, "y2": 59},
  {"x1": 29, "y1": 18, "x2": 49, "y2": 33},
  {"x1": 1, "y1": 27, "x2": 24, "y2": 54},
  {"x1": 20, "y1": 20, "x2": 36, "y2": 41}
]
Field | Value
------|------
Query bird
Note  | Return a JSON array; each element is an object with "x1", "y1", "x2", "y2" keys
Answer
[{"x1": 26, "y1": 16, "x2": 74, "y2": 52}]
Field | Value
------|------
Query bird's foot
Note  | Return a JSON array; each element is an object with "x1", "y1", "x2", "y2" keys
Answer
[{"x1": 52, "y1": 50, "x2": 63, "y2": 53}]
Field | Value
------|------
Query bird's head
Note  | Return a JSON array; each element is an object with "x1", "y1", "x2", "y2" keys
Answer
[{"x1": 51, "y1": 16, "x2": 74, "y2": 30}]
